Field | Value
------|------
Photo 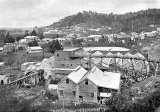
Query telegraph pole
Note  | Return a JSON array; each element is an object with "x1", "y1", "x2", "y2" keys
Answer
[{"x1": 62, "y1": 87, "x2": 65, "y2": 110}]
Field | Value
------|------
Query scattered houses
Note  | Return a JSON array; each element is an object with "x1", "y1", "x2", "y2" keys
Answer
[
  {"x1": 3, "y1": 44, "x2": 16, "y2": 53},
  {"x1": 24, "y1": 36, "x2": 40, "y2": 42},
  {"x1": 43, "y1": 30, "x2": 65, "y2": 39}
]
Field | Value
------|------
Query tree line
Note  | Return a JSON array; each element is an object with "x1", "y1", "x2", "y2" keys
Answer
[
  {"x1": 49, "y1": 9, "x2": 160, "y2": 33},
  {"x1": 0, "y1": 29, "x2": 43, "y2": 44}
]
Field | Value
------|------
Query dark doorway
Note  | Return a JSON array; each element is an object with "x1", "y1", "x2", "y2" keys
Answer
[
  {"x1": 79, "y1": 96, "x2": 83, "y2": 102},
  {"x1": 1, "y1": 80, "x2": 4, "y2": 85}
]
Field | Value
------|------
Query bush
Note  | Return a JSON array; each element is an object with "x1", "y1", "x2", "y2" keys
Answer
[
  {"x1": 45, "y1": 92, "x2": 58, "y2": 101},
  {"x1": 50, "y1": 77, "x2": 61, "y2": 84},
  {"x1": 104, "y1": 90, "x2": 160, "y2": 112}
]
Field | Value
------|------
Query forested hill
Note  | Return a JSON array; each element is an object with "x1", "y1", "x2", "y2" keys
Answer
[{"x1": 48, "y1": 8, "x2": 160, "y2": 32}]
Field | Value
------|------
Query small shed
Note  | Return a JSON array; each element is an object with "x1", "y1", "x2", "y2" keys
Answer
[
  {"x1": 27, "y1": 46, "x2": 42, "y2": 53},
  {"x1": 0, "y1": 75, "x2": 9, "y2": 85},
  {"x1": 21, "y1": 62, "x2": 36, "y2": 71}
]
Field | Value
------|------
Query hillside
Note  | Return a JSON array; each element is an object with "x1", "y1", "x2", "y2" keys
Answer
[{"x1": 47, "y1": 9, "x2": 160, "y2": 33}]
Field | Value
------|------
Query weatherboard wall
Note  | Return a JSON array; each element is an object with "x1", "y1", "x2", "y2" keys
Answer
[
  {"x1": 78, "y1": 79, "x2": 98, "y2": 103},
  {"x1": 58, "y1": 78, "x2": 78, "y2": 101},
  {"x1": 54, "y1": 51, "x2": 81, "y2": 69}
]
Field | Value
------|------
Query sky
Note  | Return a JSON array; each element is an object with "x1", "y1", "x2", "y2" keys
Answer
[{"x1": 0, "y1": 0, "x2": 160, "y2": 28}]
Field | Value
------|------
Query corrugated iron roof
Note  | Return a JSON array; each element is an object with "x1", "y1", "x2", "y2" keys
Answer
[
  {"x1": 106, "y1": 52, "x2": 113, "y2": 56},
  {"x1": 79, "y1": 67, "x2": 121, "y2": 90},
  {"x1": 133, "y1": 52, "x2": 145, "y2": 59},
  {"x1": 101, "y1": 72, "x2": 121, "y2": 90},
  {"x1": 67, "y1": 66, "x2": 87, "y2": 84}
]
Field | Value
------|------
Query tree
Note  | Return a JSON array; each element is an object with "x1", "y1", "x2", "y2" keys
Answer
[
  {"x1": 39, "y1": 33, "x2": 44, "y2": 40},
  {"x1": 16, "y1": 35, "x2": 23, "y2": 42},
  {"x1": 54, "y1": 40, "x2": 63, "y2": 50},
  {"x1": 0, "y1": 32, "x2": 5, "y2": 45},
  {"x1": 28, "y1": 40, "x2": 39, "y2": 47},
  {"x1": 4, "y1": 32, "x2": 15, "y2": 43},
  {"x1": 31, "y1": 30, "x2": 37, "y2": 36},
  {"x1": 47, "y1": 40, "x2": 63, "y2": 53},
  {"x1": 23, "y1": 30, "x2": 29, "y2": 37}
]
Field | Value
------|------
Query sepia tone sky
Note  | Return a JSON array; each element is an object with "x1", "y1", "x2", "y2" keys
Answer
[{"x1": 0, "y1": 0, "x2": 160, "y2": 28}]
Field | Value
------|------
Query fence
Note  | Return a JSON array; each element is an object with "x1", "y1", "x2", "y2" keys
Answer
[{"x1": 51, "y1": 107, "x2": 109, "y2": 112}]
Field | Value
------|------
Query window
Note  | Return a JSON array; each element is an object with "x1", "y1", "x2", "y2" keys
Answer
[
  {"x1": 85, "y1": 79, "x2": 88, "y2": 85},
  {"x1": 57, "y1": 53, "x2": 59, "y2": 57},
  {"x1": 91, "y1": 92, "x2": 94, "y2": 97},
  {"x1": 73, "y1": 91, "x2": 76, "y2": 96},
  {"x1": 60, "y1": 90, "x2": 63, "y2": 96},
  {"x1": 71, "y1": 64, "x2": 72, "y2": 66},
  {"x1": 66, "y1": 79, "x2": 69, "y2": 83},
  {"x1": 61, "y1": 64, "x2": 65, "y2": 67}
]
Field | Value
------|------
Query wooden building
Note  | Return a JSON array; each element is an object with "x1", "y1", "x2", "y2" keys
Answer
[
  {"x1": 77, "y1": 67, "x2": 103, "y2": 103},
  {"x1": 79, "y1": 67, "x2": 121, "y2": 103},
  {"x1": 58, "y1": 66, "x2": 87, "y2": 101},
  {"x1": 57, "y1": 66, "x2": 121, "y2": 103},
  {"x1": 54, "y1": 48, "x2": 89, "y2": 69}
]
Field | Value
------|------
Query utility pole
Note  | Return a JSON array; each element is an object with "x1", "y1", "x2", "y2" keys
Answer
[
  {"x1": 89, "y1": 50, "x2": 92, "y2": 70},
  {"x1": 42, "y1": 47, "x2": 44, "y2": 60},
  {"x1": 62, "y1": 87, "x2": 65, "y2": 110}
]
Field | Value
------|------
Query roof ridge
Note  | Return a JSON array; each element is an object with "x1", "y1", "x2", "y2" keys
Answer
[{"x1": 78, "y1": 70, "x2": 91, "y2": 84}]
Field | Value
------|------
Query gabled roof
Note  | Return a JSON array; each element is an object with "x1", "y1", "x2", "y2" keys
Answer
[
  {"x1": 74, "y1": 48, "x2": 90, "y2": 56},
  {"x1": 133, "y1": 52, "x2": 145, "y2": 59},
  {"x1": 79, "y1": 66, "x2": 121, "y2": 90},
  {"x1": 105, "y1": 52, "x2": 113, "y2": 56},
  {"x1": 115, "y1": 52, "x2": 123, "y2": 57},
  {"x1": 59, "y1": 66, "x2": 87, "y2": 84},
  {"x1": 124, "y1": 52, "x2": 133, "y2": 58},
  {"x1": 0, "y1": 74, "x2": 7, "y2": 79},
  {"x1": 36, "y1": 58, "x2": 53, "y2": 70},
  {"x1": 79, "y1": 66, "x2": 103, "y2": 84},
  {"x1": 86, "y1": 67, "x2": 104, "y2": 85},
  {"x1": 92, "y1": 51, "x2": 103, "y2": 56}
]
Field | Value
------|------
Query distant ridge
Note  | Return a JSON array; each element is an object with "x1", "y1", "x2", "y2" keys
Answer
[{"x1": 46, "y1": 8, "x2": 160, "y2": 32}]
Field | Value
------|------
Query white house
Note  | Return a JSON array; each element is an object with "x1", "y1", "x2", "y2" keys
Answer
[
  {"x1": 0, "y1": 47, "x2": 3, "y2": 52},
  {"x1": 157, "y1": 28, "x2": 160, "y2": 32},
  {"x1": 27, "y1": 46, "x2": 42, "y2": 53},
  {"x1": 37, "y1": 58, "x2": 54, "y2": 79},
  {"x1": 88, "y1": 35, "x2": 102, "y2": 42},
  {"x1": 0, "y1": 75, "x2": 9, "y2": 85},
  {"x1": 19, "y1": 39, "x2": 28, "y2": 44},
  {"x1": 21, "y1": 62, "x2": 36, "y2": 71},
  {"x1": 24, "y1": 36, "x2": 40, "y2": 42}
]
